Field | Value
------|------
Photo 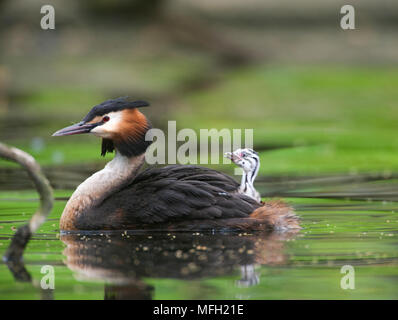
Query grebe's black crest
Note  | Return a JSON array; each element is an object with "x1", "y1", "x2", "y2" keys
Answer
[{"x1": 82, "y1": 97, "x2": 149, "y2": 123}]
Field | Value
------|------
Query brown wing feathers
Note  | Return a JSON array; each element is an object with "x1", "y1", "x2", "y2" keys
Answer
[
  {"x1": 79, "y1": 165, "x2": 260, "y2": 229},
  {"x1": 77, "y1": 165, "x2": 300, "y2": 231}
]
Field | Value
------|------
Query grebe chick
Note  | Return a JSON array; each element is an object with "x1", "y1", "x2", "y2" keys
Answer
[
  {"x1": 53, "y1": 97, "x2": 300, "y2": 231},
  {"x1": 226, "y1": 148, "x2": 301, "y2": 231},
  {"x1": 225, "y1": 148, "x2": 261, "y2": 202}
]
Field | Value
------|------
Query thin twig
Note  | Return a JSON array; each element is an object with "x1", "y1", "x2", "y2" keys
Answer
[{"x1": 0, "y1": 142, "x2": 54, "y2": 266}]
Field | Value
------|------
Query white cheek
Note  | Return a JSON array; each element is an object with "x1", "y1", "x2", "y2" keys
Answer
[
  {"x1": 91, "y1": 126, "x2": 112, "y2": 138},
  {"x1": 90, "y1": 112, "x2": 122, "y2": 138},
  {"x1": 102, "y1": 118, "x2": 119, "y2": 132}
]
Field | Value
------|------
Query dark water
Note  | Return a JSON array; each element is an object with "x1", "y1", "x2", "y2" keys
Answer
[{"x1": 0, "y1": 185, "x2": 397, "y2": 299}]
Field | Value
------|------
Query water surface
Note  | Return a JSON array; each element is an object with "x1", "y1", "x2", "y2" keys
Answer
[{"x1": 1, "y1": 187, "x2": 397, "y2": 300}]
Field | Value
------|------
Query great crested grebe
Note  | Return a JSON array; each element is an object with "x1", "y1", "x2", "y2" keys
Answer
[
  {"x1": 53, "y1": 97, "x2": 300, "y2": 231},
  {"x1": 225, "y1": 148, "x2": 262, "y2": 202}
]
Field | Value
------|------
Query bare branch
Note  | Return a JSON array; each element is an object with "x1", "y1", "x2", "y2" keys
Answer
[{"x1": 0, "y1": 142, "x2": 54, "y2": 265}]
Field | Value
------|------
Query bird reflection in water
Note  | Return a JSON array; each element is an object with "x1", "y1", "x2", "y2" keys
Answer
[{"x1": 60, "y1": 230, "x2": 298, "y2": 299}]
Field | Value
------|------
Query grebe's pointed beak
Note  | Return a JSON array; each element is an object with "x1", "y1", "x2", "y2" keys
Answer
[
  {"x1": 224, "y1": 152, "x2": 233, "y2": 160},
  {"x1": 224, "y1": 151, "x2": 243, "y2": 163},
  {"x1": 52, "y1": 121, "x2": 99, "y2": 137}
]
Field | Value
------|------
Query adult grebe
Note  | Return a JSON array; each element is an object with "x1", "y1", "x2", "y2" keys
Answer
[{"x1": 53, "y1": 97, "x2": 300, "y2": 231}]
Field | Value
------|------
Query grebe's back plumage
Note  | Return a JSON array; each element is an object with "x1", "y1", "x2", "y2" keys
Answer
[
  {"x1": 53, "y1": 97, "x2": 299, "y2": 231},
  {"x1": 79, "y1": 164, "x2": 261, "y2": 230}
]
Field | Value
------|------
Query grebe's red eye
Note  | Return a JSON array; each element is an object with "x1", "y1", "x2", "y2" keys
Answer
[{"x1": 102, "y1": 116, "x2": 110, "y2": 122}]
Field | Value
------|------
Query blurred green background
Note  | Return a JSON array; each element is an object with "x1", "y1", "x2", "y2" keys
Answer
[{"x1": 1, "y1": 0, "x2": 398, "y2": 182}]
